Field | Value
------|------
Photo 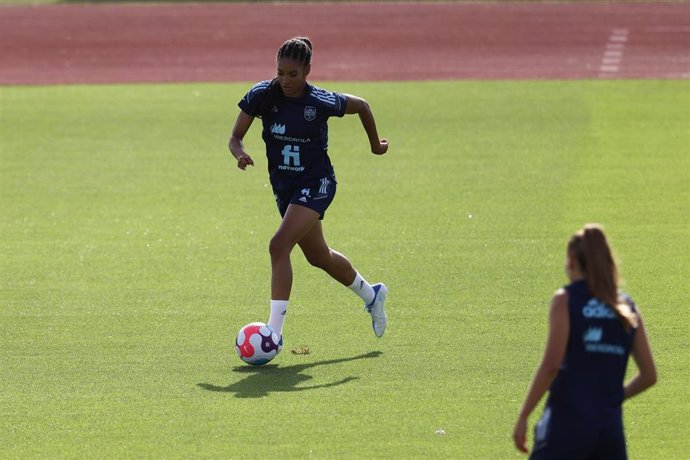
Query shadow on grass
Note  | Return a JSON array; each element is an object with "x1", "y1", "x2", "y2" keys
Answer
[{"x1": 197, "y1": 351, "x2": 382, "y2": 398}]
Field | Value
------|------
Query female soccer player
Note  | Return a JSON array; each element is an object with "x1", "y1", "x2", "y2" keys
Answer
[
  {"x1": 228, "y1": 37, "x2": 389, "y2": 343},
  {"x1": 513, "y1": 224, "x2": 657, "y2": 459}
]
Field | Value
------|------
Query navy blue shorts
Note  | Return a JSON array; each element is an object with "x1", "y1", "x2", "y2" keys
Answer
[
  {"x1": 273, "y1": 176, "x2": 336, "y2": 220},
  {"x1": 530, "y1": 406, "x2": 627, "y2": 460}
]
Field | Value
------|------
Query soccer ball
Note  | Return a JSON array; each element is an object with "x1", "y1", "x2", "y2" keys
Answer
[{"x1": 235, "y1": 322, "x2": 282, "y2": 366}]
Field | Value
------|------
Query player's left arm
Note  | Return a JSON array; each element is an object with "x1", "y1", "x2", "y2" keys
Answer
[
  {"x1": 344, "y1": 94, "x2": 388, "y2": 155},
  {"x1": 513, "y1": 289, "x2": 570, "y2": 454}
]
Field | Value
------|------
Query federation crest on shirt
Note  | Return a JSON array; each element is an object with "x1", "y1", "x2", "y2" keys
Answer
[{"x1": 304, "y1": 106, "x2": 316, "y2": 121}]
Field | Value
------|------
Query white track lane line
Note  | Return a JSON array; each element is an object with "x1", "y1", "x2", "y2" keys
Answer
[{"x1": 599, "y1": 29, "x2": 629, "y2": 79}]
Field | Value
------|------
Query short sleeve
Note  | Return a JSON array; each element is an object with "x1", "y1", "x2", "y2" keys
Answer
[
  {"x1": 310, "y1": 85, "x2": 348, "y2": 118},
  {"x1": 332, "y1": 92, "x2": 348, "y2": 118},
  {"x1": 238, "y1": 80, "x2": 271, "y2": 117}
]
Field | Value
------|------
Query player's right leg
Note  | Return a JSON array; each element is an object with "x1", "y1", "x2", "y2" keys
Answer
[
  {"x1": 267, "y1": 204, "x2": 320, "y2": 336},
  {"x1": 588, "y1": 417, "x2": 627, "y2": 460},
  {"x1": 529, "y1": 406, "x2": 598, "y2": 460}
]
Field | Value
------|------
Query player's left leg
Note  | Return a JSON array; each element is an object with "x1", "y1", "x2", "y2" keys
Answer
[
  {"x1": 298, "y1": 223, "x2": 388, "y2": 337},
  {"x1": 298, "y1": 221, "x2": 357, "y2": 285}
]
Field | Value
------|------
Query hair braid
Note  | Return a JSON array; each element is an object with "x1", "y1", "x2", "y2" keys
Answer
[
  {"x1": 257, "y1": 37, "x2": 313, "y2": 118},
  {"x1": 278, "y1": 36, "x2": 312, "y2": 65}
]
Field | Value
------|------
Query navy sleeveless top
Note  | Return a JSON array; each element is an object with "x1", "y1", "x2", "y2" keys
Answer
[
  {"x1": 238, "y1": 81, "x2": 348, "y2": 192},
  {"x1": 546, "y1": 280, "x2": 636, "y2": 423}
]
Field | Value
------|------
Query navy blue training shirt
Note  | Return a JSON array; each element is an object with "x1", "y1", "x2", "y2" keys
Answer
[
  {"x1": 238, "y1": 80, "x2": 348, "y2": 192},
  {"x1": 547, "y1": 279, "x2": 636, "y2": 424}
]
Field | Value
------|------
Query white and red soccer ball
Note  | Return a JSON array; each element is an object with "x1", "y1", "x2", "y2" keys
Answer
[{"x1": 235, "y1": 322, "x2": 282, "y2": 365}]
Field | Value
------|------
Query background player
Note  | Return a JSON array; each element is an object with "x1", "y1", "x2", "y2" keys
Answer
[{"x1": 513, "y1": 224, "x2": 657, "y2": 459}]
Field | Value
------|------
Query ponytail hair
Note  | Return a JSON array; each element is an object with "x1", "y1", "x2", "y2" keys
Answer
[
  {"x1": 568, "y1": 224, "x2": 639, "y2": 329},
  {"x1": 257, "y1": 37, "x2": 313, "y2": 118}
]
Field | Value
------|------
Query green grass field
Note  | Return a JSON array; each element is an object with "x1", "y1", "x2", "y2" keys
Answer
[{"x1": 1, "y1": 81, "x2": 689, "y2": 458}]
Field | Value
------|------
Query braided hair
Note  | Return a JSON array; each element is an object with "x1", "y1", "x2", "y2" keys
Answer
[
  {"x1": 258, "y1": 37, "x2": 313, "y2": 118},
  {"x1": 278, "y1": 36, "x2": 313, "y2": 65}
]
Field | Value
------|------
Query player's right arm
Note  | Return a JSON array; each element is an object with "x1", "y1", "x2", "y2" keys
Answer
[
  {"x1": 623, "y1": 307, "x2": 657, "y2": 400},
  {"x1": 229, "y1": 110, "x2": 255, "y2": 170}
]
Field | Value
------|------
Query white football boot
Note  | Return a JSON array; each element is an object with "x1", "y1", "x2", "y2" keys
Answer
[{"x1": 365, "y1": 283, "x2": 388, "y2": 338}]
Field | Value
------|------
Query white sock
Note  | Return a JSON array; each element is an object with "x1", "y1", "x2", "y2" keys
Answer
[
  {"x1": 347, "y1": 272, "x2": 376, "y2": 305},
  {"x1": 267, "y1": 300, "x2": 288, "y2": 336}
]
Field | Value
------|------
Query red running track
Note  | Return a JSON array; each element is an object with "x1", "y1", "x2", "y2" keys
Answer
[{"x1": 0, "y1": 2, "x2": 688, "y2": 84}]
